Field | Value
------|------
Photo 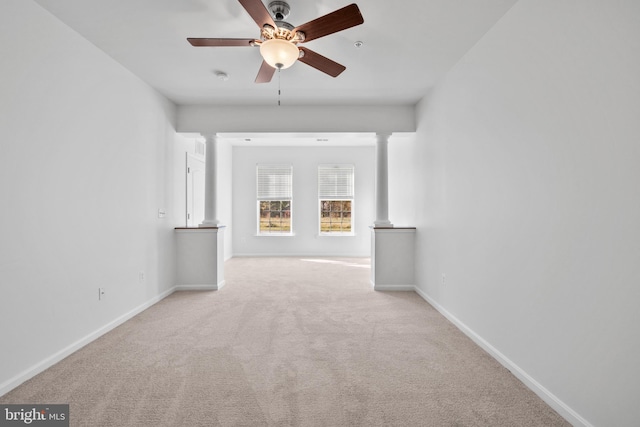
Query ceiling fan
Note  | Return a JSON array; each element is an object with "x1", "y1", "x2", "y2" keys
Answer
[{"x1": 187, "y1": 0, "x2": 364, "y2": 83}]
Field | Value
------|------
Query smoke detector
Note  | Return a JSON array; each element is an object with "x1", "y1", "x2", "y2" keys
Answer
[{"x1": 214, "y1": 71, "x2": 229, "y2": 81}]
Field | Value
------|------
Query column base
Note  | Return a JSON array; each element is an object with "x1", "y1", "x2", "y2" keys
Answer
[{"x1": 199, "y1": 220, "x2": 220, "y2": 227}]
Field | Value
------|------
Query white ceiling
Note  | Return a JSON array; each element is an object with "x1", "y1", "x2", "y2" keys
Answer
[{"x1": 33, "y1": 0, "x2": 517, "y2": 107}]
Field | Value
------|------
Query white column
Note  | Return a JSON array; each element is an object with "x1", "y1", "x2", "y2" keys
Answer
[
  {"x1": 200, "y1": 134, "x2": 220, "y2": 227},
  {"x1": 374, "y1": 132, "x2": 393, "y2": 227}
]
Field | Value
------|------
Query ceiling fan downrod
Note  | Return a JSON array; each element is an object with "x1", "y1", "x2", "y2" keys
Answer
[{"x1": 268, "y1": 1, "x2": 290, "y2": 21}]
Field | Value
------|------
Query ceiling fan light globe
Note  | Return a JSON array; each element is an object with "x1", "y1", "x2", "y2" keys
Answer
[{"x1": 260, "y1": 39, "x2": 299, "y2": 69}]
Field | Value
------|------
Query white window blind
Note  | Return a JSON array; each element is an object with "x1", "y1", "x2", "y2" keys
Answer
[
  {"x1": 318, "y1": 165, "x2": 354, "y2": 200},
  {"x1": 257, "y1": 164, "x2": 292, "y2": 200}
]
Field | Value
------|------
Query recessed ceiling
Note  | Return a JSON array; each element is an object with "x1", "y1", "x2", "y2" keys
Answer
[{"x1": 33, "y1": 0, "x2": 517, "y2": 106}]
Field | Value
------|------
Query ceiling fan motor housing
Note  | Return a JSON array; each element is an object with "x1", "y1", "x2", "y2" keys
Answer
[
  {"x1": 261, "y1": 1, "x2": 301, "y2": 42},
  {"x1": 268, "y1": 1, "x2": 290, "y2": 21}
]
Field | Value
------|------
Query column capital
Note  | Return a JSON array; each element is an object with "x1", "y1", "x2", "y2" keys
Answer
[
  {"x1": 201, "y1": 133, "x2": 218, "y2": 142},
  {"x1": 375, "y1": 132, "x2": 392, "y2": 142}
]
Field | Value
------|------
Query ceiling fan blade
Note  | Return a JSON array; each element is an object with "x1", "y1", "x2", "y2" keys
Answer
[
  {"x1": 293, "y1": 4, "x2": 364, "y2": 43},
  {"x1": 187, "y1": 38, "x2": 256, "y2": 47},
  {"x1": 298, "y1": 47, "x2": 346, "y2": 77},
  {"x1": 255, "y1": 61, "x2": 276, "y2": 83},
  {"x1": 238, "y1": 0, "x2": 277, "y2": 29}
]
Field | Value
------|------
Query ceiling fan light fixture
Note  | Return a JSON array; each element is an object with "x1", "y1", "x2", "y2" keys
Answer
[{"x1": 259, "y1": 39, "x2": 299, "y2": 69}]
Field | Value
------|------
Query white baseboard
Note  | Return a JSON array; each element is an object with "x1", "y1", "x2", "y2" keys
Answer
[
  {"x1": 412, "y1": 286, "x2": 592, "y2": 427},
  {"x1": 0, "y1": 287, "x2": 176, "y2": 397},
  {"x1": 372, "y1": 282, "x2": 415, "y2": 291},
  {"x1": 174, "y1": 281, "x2": 225, "y2": 291}
]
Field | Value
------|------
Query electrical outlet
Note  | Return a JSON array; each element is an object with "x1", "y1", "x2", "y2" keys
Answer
[
  {"x1": 139, "y1": 272, "x2": 145, "y2": 283},
  {"x1": 441, "y1": 274, "x2": 446, "y2": 287},
  {"x1": 98, "y1": 288, "x2": 105, "y2": 300}
]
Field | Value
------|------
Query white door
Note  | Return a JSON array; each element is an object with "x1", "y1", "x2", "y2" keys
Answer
[{"x1": 186, "y1": 154, "x2": 205, "y2": 227}]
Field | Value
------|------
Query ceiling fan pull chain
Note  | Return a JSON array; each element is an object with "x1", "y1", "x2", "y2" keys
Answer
[{"x1": 278, "y1": 68, "x2": 281, "y2": 106}]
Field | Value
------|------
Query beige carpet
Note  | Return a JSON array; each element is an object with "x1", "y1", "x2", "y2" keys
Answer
[{"x1": 1, "y1": 257, "x2": 568, "y2": 426}]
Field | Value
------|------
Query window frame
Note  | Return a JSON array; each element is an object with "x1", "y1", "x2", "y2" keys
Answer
[
  {"x1": 318, "y1": 164, "x2": 355, "y2": 236},
  {"x1": 256, "y1": 164, "x2": 294, "y2": 236}
]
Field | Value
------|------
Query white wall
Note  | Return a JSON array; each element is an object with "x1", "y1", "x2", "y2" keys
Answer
[
  {"x1": 0, "y1": 0, "x2": 181, "y2": 393},
  {"x1": 232, "y1": 145, "x2": 375, "y2": 256},
  {"x1": 178, "y1": 105, "x2": 416, "y2": 134},
  {"x1": 412, "y1": 1, "x2": 640, "y2": 425},
  {"x1": 388, "y1": 134, "x2": 418, "y2": 227}
]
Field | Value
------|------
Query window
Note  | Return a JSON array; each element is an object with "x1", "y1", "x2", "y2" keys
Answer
[
  {"x1": 318, "y1": 165, "x2": 354, "y2": 234},
  {"x1": 257, "y1": 164, "x2": 293, "y2": 234}
]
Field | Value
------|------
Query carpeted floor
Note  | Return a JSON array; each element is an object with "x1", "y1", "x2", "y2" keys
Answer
[{"x1": 1, "y1": 257, "x2": 569, "y2": 426}]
